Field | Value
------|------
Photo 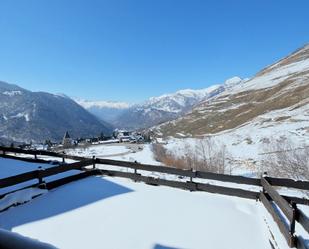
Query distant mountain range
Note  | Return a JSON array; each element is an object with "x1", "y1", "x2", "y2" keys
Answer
[
  {"x1": 75, "y1": 77, "x2": 248, "y2": 130},
  {"x1": 0, "y1": 81, "x2": 112, "y2": 144},
  {"x1": 73, "y1": 98, "x2": 131, "y2": 123},
  {"x1": 2, "y1": 43, "x2": 308, "y2": 145}
]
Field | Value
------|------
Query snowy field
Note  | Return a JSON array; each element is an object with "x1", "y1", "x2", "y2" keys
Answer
[
  {"x1": 64, "y1": 144, "x2": 160, "y2": 165},
  {"x1": 65, "y1": 144, "x2": 131, "y2": 158},
  {"x1": 108, "y1": 144, "x2": 161, "y2": 165},
  {"x1": 164, "y1": 102, "x2": 309, "y2": 176},
  {"x1": 0, "y1": 175, "x2": 290, "y2": 249}
]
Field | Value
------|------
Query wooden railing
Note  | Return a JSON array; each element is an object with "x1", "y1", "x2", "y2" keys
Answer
[
  {"x1": 0, "y1": 159, "x2": 94, "y2": 200},
  {"x1": 0, "y1": 145, "x2": 86, "y2": 162},
  {"x1": 260, "y1": 176, "x2": 309, "y2": 248},
  {"x1": 261, "y1": 177, "x2": 297, "y2": 247},
  {"x1": 0, "y1": 146, "x2": 308, "y2": 248}
]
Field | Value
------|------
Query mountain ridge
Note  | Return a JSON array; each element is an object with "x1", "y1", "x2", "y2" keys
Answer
[
  {"x1": 153, "y1": 44, "x2": 309, "y2": 138},
  {"x1": 75, "y1": 77, "x2": 245, "y2": 130},
  {"x1": 0, "y1": 81, "x2": 112, "y2": 144}
]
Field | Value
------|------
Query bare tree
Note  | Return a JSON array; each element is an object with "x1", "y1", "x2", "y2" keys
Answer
[
  {"x1": 262, "y1": 138, "x2": 309, "y2": 180},
  {"x1": 152, "y1": 137, "x2": 228, "y2": 174},
  {"x1": 193, "y1": 137, "x2": 227, "y2": 174}
]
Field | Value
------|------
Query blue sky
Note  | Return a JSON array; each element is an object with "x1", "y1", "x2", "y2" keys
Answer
[{"x1": 0, "y1": 0, "x2": 308, "y2": 103}]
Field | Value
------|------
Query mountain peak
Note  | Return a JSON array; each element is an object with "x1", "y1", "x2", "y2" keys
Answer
[
  {"x1": 224, "y1": 76, "x2": 243, "y2": 87},
  {"x1": 0, "y1": 82, "x2": 112, "y2": 143}
]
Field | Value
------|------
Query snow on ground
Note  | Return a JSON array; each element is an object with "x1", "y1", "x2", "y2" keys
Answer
[
  {"x1": 0, "y1": 175, "x2": 288, "y2": 249},
  {"x1": 65, "y1": 144, "x2": 131, "y2": 158},
  {"x1": 109, "y1": 144, "x2": 161, "y2": 165},
  {"x1": 0, "y1": 188, "x2": 47, "y2": 212},
  {"x1": 0, "y1": 228, "x2": 57, "y2": 249},
  {"x1": 63, "y1": 143, "x2": 160, "y2": 165},
  {"x1": 165, "y1": 102, "x2": 309, "y2": 176},
  {"x1": 231, "y1": 56, "x2": 309, "y2": 93},
  {"x1": 1, "y1": 150, "x2": 308, "y2": 248}
]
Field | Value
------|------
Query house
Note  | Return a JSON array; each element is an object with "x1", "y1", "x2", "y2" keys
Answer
[{"x1": 113, "y1": 129, "x2": 133, "y2": 142}]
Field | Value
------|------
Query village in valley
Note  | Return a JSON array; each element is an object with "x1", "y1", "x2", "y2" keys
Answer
[{"x1": 9, "y1": 129, "x2": 153, "y2": 152}]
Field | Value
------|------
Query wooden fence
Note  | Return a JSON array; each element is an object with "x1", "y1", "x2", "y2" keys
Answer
[
  {"x1": 260, "y1": 177, "x2": 309, "y2": 248},
  {"x1": 0, "y1": 159, "x2": 94, "y2": 201},
  {"x1": 0, "y1": 146, "x2": 308, "y2": 248}
]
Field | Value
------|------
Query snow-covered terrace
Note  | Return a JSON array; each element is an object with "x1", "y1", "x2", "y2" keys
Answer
[
  {"x1": 0, "y1": 173, "x2": 287, "y2": 249},
  {"x1": 0, "y1": 147, "x2": 307, "y2": 249}
]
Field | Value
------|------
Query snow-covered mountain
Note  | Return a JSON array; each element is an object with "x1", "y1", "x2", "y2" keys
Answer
[
  {"x1": 111, "y1": 84, "x2": 226, "y2": 130},
  {"x1": 140, "y1": 85, "x2": 223, "y2": 113},
  {"x1": 75, "y1": 78, "x2": 248, "y2": 130},
  {"x1": 0, "y1": 81, "x2": 112, "y2": 144},
  {"x1": 73, "y1": 98, "x2": 130, "y2": 123},
  {"x1": 154, "y1": 43, "x2": 309, "y2": 142}
]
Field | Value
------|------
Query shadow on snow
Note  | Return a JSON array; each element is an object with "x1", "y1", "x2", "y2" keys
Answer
[{"x1": 0, "y1": 176, "x2": 133, "y2": 230}]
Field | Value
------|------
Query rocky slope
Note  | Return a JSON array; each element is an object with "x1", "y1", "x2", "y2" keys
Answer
[{"x1": 0, "y1": 81, "x2": 112, "y2": 144}]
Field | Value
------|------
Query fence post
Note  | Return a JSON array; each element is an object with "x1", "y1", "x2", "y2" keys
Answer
[
  {"x1": 134, "y1": 168, "x2": 138, "y2": 182},
  {"x1": 62, "y1": 157, "x2": 65, "y2": 163},
  {"x1": 34, "y1": 153, "x2": 37, "y2": 160},
  {"x1": 188, "y1": 168, "x2": 197, "y2": 192},
  {"x1": 288, "y1": 202, "x2": 297, "y2": 247},
  {"x1": 290, "y1": 202, "x2": 296, "y2": 235},
  {"x1": 37, "y1": 166, "x2": 46, "y2": 188},
  {"x1": 92, "y1": 156, "x2": 96, "y2": 169},
  {"x1": 262, "y1": 172, "x2": 267, "y2": 193}
]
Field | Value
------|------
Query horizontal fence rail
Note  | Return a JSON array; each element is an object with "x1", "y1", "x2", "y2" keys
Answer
[
  {"x1": 96, "y1": 158, "x2": 262, "y2": 186},
  {"x1": 0, "y1": 160, "x2": 94, "y2": 189},
  {"x1": 196, "y1": 171, "x2": 261, "y2": 186},
  {"x1": 96, "y1": 158, "x2": 195, "y2": 177},
  {"x1": 0, "y1": 170, "x2": 39, "y2": 189},
  {"x1": 265, "y1": 177, "x2": 309, "y2": 191},
  {"x1": 0, "y1": 146, "x2": 86, "y2": 162},
  {"x1": 0, "y1": 146, "x2": 61, "y2": 157},
  {"x1": 1, "y1": 146, "x2": 308, "y2": 189},
  {"x1": 0, "y1": 153, "x2": 55, "y2": 164}
]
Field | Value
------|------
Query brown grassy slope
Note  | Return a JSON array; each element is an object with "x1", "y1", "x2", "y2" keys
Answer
[
  {"x1": 157, "y1": 71, "x2": 309, "y2": 137},
  {"x1": 257, "y1": 44, "x2": 309, "y2": 76}
]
